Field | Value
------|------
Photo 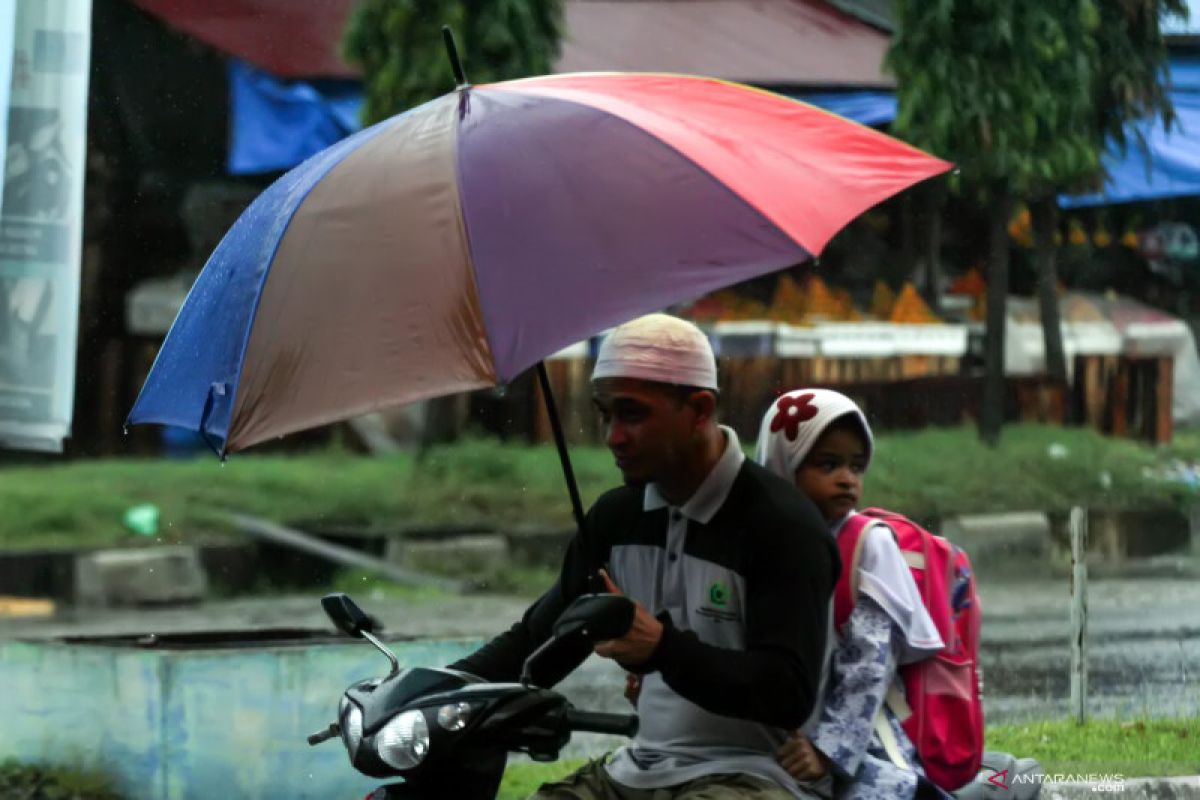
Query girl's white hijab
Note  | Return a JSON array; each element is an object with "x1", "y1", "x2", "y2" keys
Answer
[
  {"x1": 754, "y1": 389, "x2": 873, "y2": 480},
  {"x1": 755, "y1": 388, "x2": 942, "y2": 665}
]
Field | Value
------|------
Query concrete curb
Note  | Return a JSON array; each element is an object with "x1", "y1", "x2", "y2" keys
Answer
[{"x1": 1041, "y1": 777, "x2": 1200, "y2": 799}]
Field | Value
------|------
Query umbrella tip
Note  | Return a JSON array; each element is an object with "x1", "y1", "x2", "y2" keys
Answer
[{"x1": 441, "y1": 26, "x2": 469, "y2": 90}]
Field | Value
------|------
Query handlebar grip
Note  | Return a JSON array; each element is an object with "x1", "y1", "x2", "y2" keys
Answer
[
  {"x1": 307, "y1": 723, "x2": 340, "y2": 746},
  {"x1": 564, "y1": 709, "x2": 639, "y2": 738}
]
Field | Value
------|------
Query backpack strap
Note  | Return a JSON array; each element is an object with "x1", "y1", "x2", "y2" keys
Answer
[
  {"x1": 832, "y1": 513, "x2": 875, "y2": 632},
  {"x1": 873, "y1": 708, "x2": 912, "y2": 771}
]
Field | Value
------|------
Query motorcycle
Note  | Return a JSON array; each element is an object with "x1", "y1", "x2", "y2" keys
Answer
[{"x1": 308, "y1": 592, "x2": 641, "y2": 799}]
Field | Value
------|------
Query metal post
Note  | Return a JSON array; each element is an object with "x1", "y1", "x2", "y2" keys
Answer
[{"x1": 1069, "y1": 506, "x2": 1089, "y2": 725}]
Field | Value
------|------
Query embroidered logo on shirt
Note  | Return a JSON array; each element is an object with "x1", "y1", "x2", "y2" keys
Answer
[{"x1": 698, "y1": 580, "x2": 738, "y2": 622}]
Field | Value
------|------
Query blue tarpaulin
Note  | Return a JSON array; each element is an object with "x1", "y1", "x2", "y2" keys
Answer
[
  {"x1": 227, "y1": 59, "x2": 364, "y2": 175},
  {"x1": 1062, "y1": 55, "x2": 1200, "y2": 208},
  {"x1": 1059, "y1": 90, "x2": 1200, "y2": 208},
  {"x1": 796, "y1": 91, "x2": 897, "y2": 127}
]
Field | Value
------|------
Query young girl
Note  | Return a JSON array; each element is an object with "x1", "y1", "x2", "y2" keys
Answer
[{"x1": 756, "y1": 389, "x2": 947, "y2": 800}]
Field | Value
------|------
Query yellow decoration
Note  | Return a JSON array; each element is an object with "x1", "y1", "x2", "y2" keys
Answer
[
  {"x1": 1068, "y1": 219, "x2": 1089, "y2": 246},
  {"x1": 949, "y1": 268, "x2": 986, "y2": 297},
  {"x1": 768, "y1": 275, "x2": 807, "y2": 320},
  {"x1": 1008, "y1": 205, "x2": 1033, "y2": 248},
  {"x1": 870, "y1": 280, "x2": 895, "y2": 319},
  {"x1": 1121, "y1": 230, "x2": 1139, "y2": 249},
  {"x1": 889, "y1": 283, "x2": 940, "y2": 324},
  {"x1": 1093, "y1": 228, "x2": 1112, "y2": 248},
  {"x1": 686, "y1": 289, "x2": 768, "y2": 322}
]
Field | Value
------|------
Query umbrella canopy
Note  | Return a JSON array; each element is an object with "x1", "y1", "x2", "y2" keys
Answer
[{"x1": 129, "y1": 72, "x2": 950, "y2": 454}]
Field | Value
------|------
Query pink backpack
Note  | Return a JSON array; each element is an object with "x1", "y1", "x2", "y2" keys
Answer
[{"x1": 832, "y1": 508, "x2": 984, "y2": 792}]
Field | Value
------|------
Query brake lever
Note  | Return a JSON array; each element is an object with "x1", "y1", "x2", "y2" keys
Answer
[{"x1": 307, "y1": 722, "x2": 341, "y2": 746}]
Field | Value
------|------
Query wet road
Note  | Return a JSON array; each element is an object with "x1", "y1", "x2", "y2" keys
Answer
[{"x1": 3, "y1": 572, "x2": 1198, "y2": 729}]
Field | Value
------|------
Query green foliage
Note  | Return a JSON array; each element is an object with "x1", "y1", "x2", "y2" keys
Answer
[
  {"x1": 343, "y1": 0, "x2": 564, "y2": 124},
  {"x1": 862, "y1": 423, "x2": 1192, "y2": 524},
  {"x1": 0, "y1": 760, "x2": 126, "y2": 800},
  {"x1": 0, "y1": 426, "x2": 1196, "y2": 552},
  {"x1": 887, "y1": 0, "x2": 1101, "y2": 197},
  {"x1": 1092, "y1": 0, "x2": 1188, "y2": 160},
  {"x1": 887, "y1": 0, "x2": 1185, "y2": 197}
]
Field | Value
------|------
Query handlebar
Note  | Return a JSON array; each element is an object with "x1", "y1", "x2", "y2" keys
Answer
[
  {"x1": 564, "y1": 709, "x2": 639, "y2": 738},
  {"x1": 307, "y1": 722, "x2": 340, "y2": 746}
]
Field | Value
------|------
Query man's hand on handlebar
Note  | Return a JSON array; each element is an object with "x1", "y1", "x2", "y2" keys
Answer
[
  {"x1": 593, "y1": 569, "x2": 663, "y2": 667},
  {"x1": 624, "y1": 672, "x2": 641, "y2": 707}
]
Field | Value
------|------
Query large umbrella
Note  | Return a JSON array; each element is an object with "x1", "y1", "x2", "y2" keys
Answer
[{"x1": 129, "y1": 42, "x2": 949, "y2": 526}]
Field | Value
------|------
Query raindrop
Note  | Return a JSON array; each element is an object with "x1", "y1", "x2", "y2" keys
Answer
[
  {"x1": 952, "y1": 168, "x2": 962, "y2": 177},
  {"x1": 122, "y1": 425, "x2": 129, "y2": 437}
]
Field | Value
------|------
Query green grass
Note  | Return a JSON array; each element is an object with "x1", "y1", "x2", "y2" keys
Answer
[
  {"x1": 498, "y1": 759, "x2": 585, "y2": 800},
  {"x1": 0, "y1": 759, "x2": 126, "y2": 799},
  {"x1": 495, "y1": 719, "x2": 1200, "y2": 797},
  {"x1": 986, "y1": 718, "x2": 1200, "y2": 777},
  {"x1": 0, "y1": 719, "x2": 1194, "y2": 799},
  {"x1": 0, "y1": 425, "x2": 1196, "y2": 551}
]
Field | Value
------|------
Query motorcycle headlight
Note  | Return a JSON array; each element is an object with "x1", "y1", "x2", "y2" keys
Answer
[
  {"x1": 376, "y1": 709, "x2": 430, "y2": 770},
  {"x1": 340, "y1": 702, "x2": 364, "y2": 760},
  {"x1": 436, "y1": 701, "x2": 473, "y2": 732}
]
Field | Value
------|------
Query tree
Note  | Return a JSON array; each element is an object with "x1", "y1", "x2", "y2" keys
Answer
[
  {"x1": 343, "y1": 0, "x2": 564, "y2": 447},
  {"x1": 1031, "y1": 0, "x2": 1186, "y2": 396},
  {"x1": 888, "y1": 1, "x2": 1103, "y2": 445},
  {"x1": 343, "y1": 0, "x2": 564, "y2": 124}
]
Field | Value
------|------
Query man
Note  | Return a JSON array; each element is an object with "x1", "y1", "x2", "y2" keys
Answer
[{"x1": 450, "y1": 313, "x2": 838, "y2": 799}]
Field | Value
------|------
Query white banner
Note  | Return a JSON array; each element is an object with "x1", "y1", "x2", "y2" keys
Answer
[{"x1": 0, "y1": 0, "x2": 91, "y2": 452}]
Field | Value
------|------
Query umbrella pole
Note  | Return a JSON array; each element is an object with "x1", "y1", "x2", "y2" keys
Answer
[{"x1": 536, "y1": 361, "x2": 586, "y2": 532}]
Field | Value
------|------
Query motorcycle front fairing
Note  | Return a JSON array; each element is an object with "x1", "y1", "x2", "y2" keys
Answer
[{"x1": 340, "y1": 667, "x2": 575, "y2": 781}]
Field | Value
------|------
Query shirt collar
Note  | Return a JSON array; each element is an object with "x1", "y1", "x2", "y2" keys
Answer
[{"x1": 643, "y1": 425, "x2": 746, "y2": 524}]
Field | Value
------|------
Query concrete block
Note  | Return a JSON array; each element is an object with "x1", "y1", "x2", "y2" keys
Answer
[
  {"x1": 386, "y1": 534, "x2": 509, "y2": 576},
  {"x1": 938, "y1": 511, "x2": 1051, "y2": 564},
  {"x1": 1041, "y1": 777, "x2": 1200, "y2": 799},
  {"x1": 1048, "y1": 508, "x2": 1192, "y2": 560},
  {"x1": 503, "y1": 525, "x2": 573, "y2": 567},
  {"x1": 74, "y1": 546, "x2": 207, "y2": 607}
]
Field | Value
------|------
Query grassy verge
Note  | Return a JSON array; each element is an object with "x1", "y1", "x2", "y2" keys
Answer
[
  {"x1": 498, "y1": 759, "x2": 585, "y2": 800},
  {"x1": 0, "y1": 425, "x2": 1196, "y2": 551},
  {"x1": 496, "y1": 718, "x2": 1200, "y2": 798},
  {"x1": 0, "y1": 760, "x2": 126, "y2": 799},
  {"x1": 986, "y1": 718, "x2": 1200, "y2": 777}
]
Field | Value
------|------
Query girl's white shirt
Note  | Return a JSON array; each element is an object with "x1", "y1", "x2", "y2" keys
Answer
[{"x1": 833, "y1": 513, "x2": 944, "y2": 664}]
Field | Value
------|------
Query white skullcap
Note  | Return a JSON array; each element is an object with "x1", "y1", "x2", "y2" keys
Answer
[{"x1": 592, "y1": 314, "x2": 718, "y2": 390}]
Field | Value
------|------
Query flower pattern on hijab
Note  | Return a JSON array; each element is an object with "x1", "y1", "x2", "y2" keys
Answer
[{"x1": 770, "y1": 392, "x2": 820, "y2": 441}]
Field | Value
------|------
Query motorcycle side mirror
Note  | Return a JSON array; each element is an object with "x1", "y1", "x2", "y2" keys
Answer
[
  {"x1": 520, "y1": 593, "x2": 637, "y2": 686},
  {"x1": 321, "y1": 593, "x2": 375, "y2": 638},
  {"x1": 553, "y1": 593, "x2": 636, "y2": 642}
]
